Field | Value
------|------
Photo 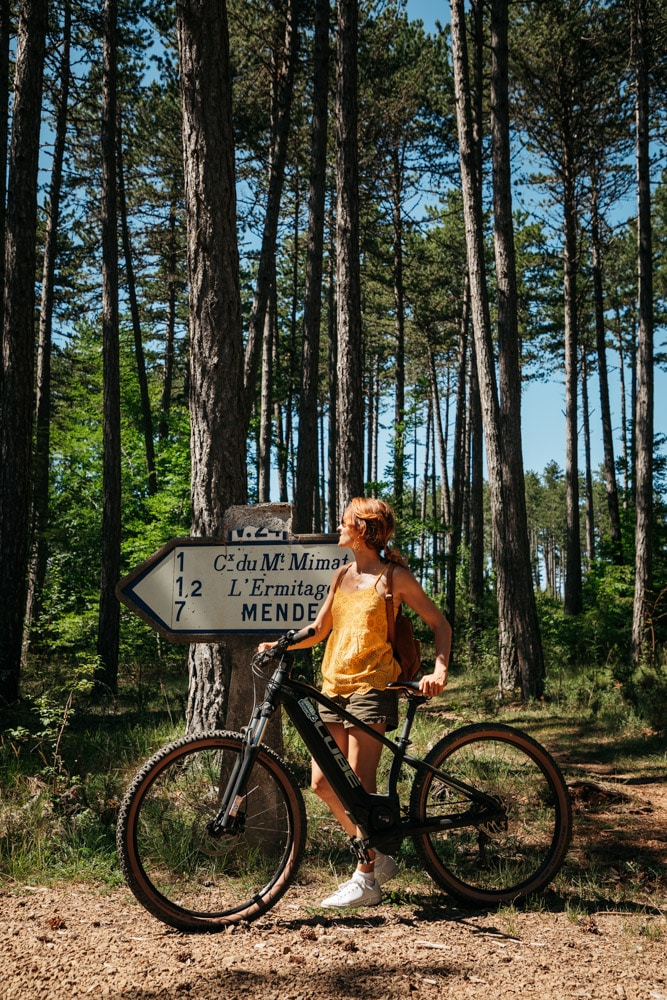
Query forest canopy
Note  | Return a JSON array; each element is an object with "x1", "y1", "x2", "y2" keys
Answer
[{"x1": 0, "y1": 0, "x2": 665, "y2": 728}]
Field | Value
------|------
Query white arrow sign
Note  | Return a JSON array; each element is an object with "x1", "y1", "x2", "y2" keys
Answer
[{"x1": 117, "y1": 532, "x2": 353, "y2": 640}]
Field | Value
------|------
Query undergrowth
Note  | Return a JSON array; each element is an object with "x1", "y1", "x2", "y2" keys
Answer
[{"x1": 1, "y1": 649, "x2": 665, "y2": 919}]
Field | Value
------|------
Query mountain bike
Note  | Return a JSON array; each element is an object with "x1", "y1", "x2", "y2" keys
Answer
[{"x1": 116, "y1": 627, "x2": 572, "y2": 931}]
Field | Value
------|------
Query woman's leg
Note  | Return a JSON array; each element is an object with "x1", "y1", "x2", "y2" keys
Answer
[{"x1": 311, "y1": 721, "x2": 386, "y2": 872}]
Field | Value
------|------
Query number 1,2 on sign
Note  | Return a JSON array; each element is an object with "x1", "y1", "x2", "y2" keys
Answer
[{"x1": 175, "y1": 576, "x2": 203, "y2": 599}]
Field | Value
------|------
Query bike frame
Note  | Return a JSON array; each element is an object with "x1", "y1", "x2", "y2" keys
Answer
[{"x1": 211, "y1": 649, "x2": 501, "y2": 854}]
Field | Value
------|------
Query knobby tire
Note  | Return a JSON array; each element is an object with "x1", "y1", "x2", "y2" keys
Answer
[
  {"x1": 409, "y1": 722, "x2": 571, "y2": 905},
  {"x1": 116, "y1": 732, "x2": 306, "y2": 930}
]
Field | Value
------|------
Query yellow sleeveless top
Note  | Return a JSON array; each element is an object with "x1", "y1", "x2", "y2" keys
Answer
[{"x1": 320, "y1": 571, "x2": 401, "y2": 697}]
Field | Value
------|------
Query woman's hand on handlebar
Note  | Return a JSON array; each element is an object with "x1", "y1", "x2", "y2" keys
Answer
[
  {"x1": 257, "y1": 626, "x2": 317, "y2": 656},
  {"x1": 418, "y1": 659, "x2": 449, "y2": 697}
]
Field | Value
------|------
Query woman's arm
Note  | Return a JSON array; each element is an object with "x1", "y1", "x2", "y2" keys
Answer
[
  {"x1": 257, "y1": 563, "x2": 346, "y2": 652},
  {"x1": 391, "y1": 565, "x2": 452, "y2": 697}
]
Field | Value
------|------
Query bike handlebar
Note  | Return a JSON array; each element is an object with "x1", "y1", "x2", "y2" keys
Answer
[
  {"x1": 265, "y1": 626, "x2": 316, "y2": 657},
  {"x1": 286, "y1": 625, "x2": 316, "y2": 647},
  {"x1": 387, "y1": 679, "x2": 423, "y2": 692}
]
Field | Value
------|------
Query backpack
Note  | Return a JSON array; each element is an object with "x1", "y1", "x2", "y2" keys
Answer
[{"x1": 384, "y1": 563, "x2": 422, "y2": 682}]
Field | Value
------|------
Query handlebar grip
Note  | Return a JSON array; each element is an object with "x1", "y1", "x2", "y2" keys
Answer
[
  {"x1": 387, "y1": 680, "x2": 424, "y2": 692},
  {"x1": 286, "y1": 625, "x2": 316, "y2": 646}
]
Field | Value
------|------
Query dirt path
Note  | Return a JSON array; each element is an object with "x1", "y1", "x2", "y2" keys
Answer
[
  {"x1": 1, "y1": 883, "x2": 665, "y2": 1000},
  {"x1": 1, "y1": 779, "x2": 666, "y2": 1000}
]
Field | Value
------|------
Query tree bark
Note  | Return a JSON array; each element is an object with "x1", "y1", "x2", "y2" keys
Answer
[
  {"x1": 391, "y1": 152, "x2": 406, "y2": 515},
  {"x1": 491, "y1": 0, "x2": 545, "y2": 695},
  {"x1": 96, "y1": 0, "x2": 122, "y2": 695},
  {"x1": 562, "y1": 152, "x2": 582, "y2": 615},
  {"x1": 451, "y1": 0, "x2": 544, "y2": 698},
  {"x1": 159, "y1": 203, "x2": 178, "y2": 442},
  {"x1": 258, "y1": 284, "x2": 274, "y2": 503},
  {"x1": 326, "y1": 246, "x2": 338, "y2": 530},
  {"x1": 335, "y1": 0, "x2": 364, "y2": 513},
  {"x1": 580, "y1": 346, "x2": 595, "y2": 567},
  {"x1": 591, "y1": 179, "x2": 623, "y2": 563},
  {"x1": 118, "y1": 116, "x2": 157, "y2": 496},
  {"x1": 0, "y1": 0, "x2": 48, "y2": 704},
  {"x1": 242, "y1": 0, "x2": 299, "y2": 428},
  {"x1": 0, "y1": 0, "x2": 11, "y2": 365},
  {"x1": 631, "y1": 0, "x2": 654, "y2": 663},
  {"x1": 177, "y1": 0, "x2": 247, "y2": 732},
  {"x1": 25, "y1": 1, "x2": 71, "y2": 645},
  {"x1": 446, "y1": 314, "x2": 468, "y2": 634},
  {"x1": 468, "y1": 336, "x2": 485, "y2": 616},
  {"x1": 294, "y1": 0, "x2": 329, "y2": 533}
]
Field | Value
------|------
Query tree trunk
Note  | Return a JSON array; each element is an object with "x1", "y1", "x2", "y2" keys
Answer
[
  {"x1": 631, "y1": 0, "x2": 654, "y2": 663},
  {"x1": 0, "y1": 0, "x2": 11, "y2": 363},
  {"x1": 591, "y1": 179, "x2": 623, "y2": 562},
  {"x1": 562, "y1": 155, "x2": 582, "y2": 615},
  {"x1": 294, "y1": 0, "x2": 329, "y2": 533},
  {"x1": 491, "y1": 0, "x2": 545, "y2": 696},
  {"x1": 326, "y1": 246, "x2": 338, "y2": 530},
  {"x1": 242, "y1": 0, "x2": 299, "y2": 428},
  {"x1": 468, "y1": 335, "x2": 485, "y2": 645},
  {"x1": 427, "y1": 338, "x2": 448, "y2": 526},
  {"x1": 118, "y1": 116, "x2": 157, "y2": 496},
  {"x1": 391, "y1": 152, "x2": 406, "y2": 514},
  {"x1": 451, "y1": 0, "x2": 544, "y2": 698},
  {"x1": 258, "y1": 285, "x2": 274, "y2": 503},
  {"x1": 366, "y1": 355, "x2": 379, "y2": 486},
  {"x1": 0, "y1": 0, "x2": 48, "y2": 704},
  {"x1": 25, "y1": 0, "x2": 71, "y2": 646},
  {"x1": 177, "y1": 0, "x2": 247, "y2": 732},
  {"x1": 616, "y1": 311, "x2": 629, "y2": 500},
  {"x1": 274, "y1": 277, "x2": 290, "y2": 502},
  {"x1": 450, "y1": 0, "x2": 503, "y2": 664},
  {"x1": 159, "y1": 203, "x2": 178, "y2": 442},
  {"x1": 446, "y1": 315, "x2": 468, "y2": 634},
  {"x1": 581, "y1": 346, "x2": 595, "y2": 567},
  {"x1": 334, "y1": 0, "x2": 364, "y2": 513},
  {"x1": 96, "y1": 0, "x2": 122, "y2": 695}
]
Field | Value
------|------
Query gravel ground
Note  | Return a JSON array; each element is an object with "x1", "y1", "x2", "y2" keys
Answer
[
  {"x1": 1, "y1": 882, "x2": 665, "y2": 1000},
  {"x1": 1, "y1": 780, "x2": 665, "y2": 1000}
]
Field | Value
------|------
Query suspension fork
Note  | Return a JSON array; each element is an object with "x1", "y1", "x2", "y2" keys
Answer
[{"x1": 207, "y1": 666, "x2": 284, "y2": 834}]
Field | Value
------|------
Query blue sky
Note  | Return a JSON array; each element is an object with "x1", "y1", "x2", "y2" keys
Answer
[{"x1": 403, "y1": 0, "x2": 665, "y2": 479}]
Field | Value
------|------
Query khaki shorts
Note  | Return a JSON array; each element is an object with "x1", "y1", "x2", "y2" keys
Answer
[{"x1": 318, "y1": 688, "x2": 399, "y2": 732}]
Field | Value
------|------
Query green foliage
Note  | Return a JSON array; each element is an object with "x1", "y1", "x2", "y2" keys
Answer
[
  {"x1": 0, "y1": 653, "x2": 186, "y2": 883},
  {"x1": 614, "y1": 657, "x2": 667, "y2": 734},
  {"x1": 534, "y1": 572, "x2": 667, "y2": 732},
  {"x1": 535, "y1": 567, "x2": 634, "y2": 682}
]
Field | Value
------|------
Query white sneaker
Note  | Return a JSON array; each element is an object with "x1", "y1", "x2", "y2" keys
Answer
[
  {"x1": 320, "y1": 871, "x2": 382, "y2": 909},
  {"x1": 373, "y1": 852, "x2": 399, "y2": 886}
]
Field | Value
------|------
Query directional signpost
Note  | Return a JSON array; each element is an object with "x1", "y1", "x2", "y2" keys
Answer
[
  {"x1": 117, "y1": 504, "x2": 352, "y2": 737},
  {"x1": 117, "y1": 526, "x2": 353, "y2": 641}
]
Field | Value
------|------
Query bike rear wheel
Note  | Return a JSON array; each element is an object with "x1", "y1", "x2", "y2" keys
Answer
[
  {"x1": 117, "y1": 732, "x2": 306, "y2": 930},
  {"x1": 410, "y1": 723, "x2": 571, "y2": 905}
]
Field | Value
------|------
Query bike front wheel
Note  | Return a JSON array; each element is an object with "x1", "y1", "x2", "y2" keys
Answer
[
  {"x1": 410, "y1": 723, "x2": 571, "y2": 906},
  {"x1": 117, "y1": 732, "x2": 306, "y2": 930}
]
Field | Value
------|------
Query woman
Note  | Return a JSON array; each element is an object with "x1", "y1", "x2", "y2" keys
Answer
[{"x1": 259, "y1": 497, "x2": 451, "y2": 910}]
